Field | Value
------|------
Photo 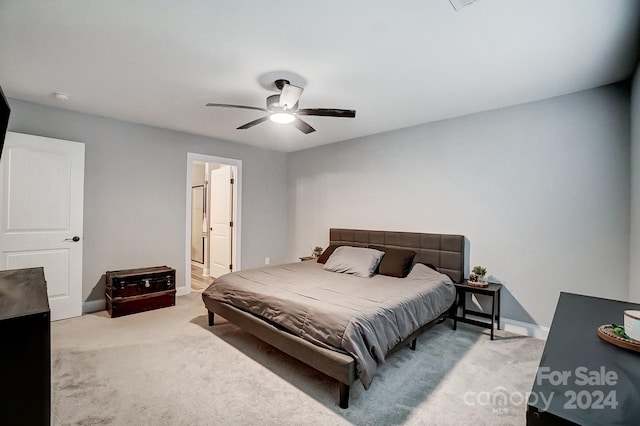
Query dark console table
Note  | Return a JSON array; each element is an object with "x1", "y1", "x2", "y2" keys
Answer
[
  {"x1": 0, "y1": 267, "x2": 51, "y2": 426},
  {"x1": 527, "y1": 292, "x2": 640, "y2": 425}
]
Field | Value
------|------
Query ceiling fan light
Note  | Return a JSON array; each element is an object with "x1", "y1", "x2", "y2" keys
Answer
[{"x1": 270, "y1": 113, "x2": 295, "y2": 124}]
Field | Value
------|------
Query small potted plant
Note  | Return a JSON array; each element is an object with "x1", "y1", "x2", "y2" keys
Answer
[
  {"x1": 469, "y1": 266, "x2": 488, "y2": 287},
  {"x1": 472, "y1": 265, "x2": 487, "y2": 281},
  {"x1": 312, "y1": 246, "x2": 323, "y2": 257}
]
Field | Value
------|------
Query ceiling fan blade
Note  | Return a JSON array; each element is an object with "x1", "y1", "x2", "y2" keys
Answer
[
  {"x1": 237, "y1": 116, "x2": 269, "y2": 130},
  {"x1": 292, "y1": 117, "x2": 316, "y2": 134},
  {"x1": 206, "y1": 103, "x2": 267, "y2": 112},
  {"x1": 279, "y1": 84, "x2": 304, "y2": 110},
  {"x1": 297, "y1": 108, "x2": 356, "y2": 118}
]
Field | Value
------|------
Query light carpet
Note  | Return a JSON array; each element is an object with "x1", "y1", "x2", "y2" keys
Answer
[{"x1": 51, "y1": 292, "x2": 544, "y2": 425}]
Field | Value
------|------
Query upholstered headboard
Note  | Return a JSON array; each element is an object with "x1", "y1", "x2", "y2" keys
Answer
[{"x1": 329, "y1": 228, "x2": 466, "y2": 283}]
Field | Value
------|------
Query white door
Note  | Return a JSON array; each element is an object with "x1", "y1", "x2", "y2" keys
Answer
[
  {"x1": 0, "y1": 132, "x2": 84, "y2": 321},
  {"x1": 209, "y1": 166, "x2": 233, "y2": 278}
]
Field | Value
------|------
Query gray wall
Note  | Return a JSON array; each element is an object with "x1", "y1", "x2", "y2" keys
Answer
[
  {"x1": 6, "y1": 81, "x2": 635, "y2": 325},
  {"x1": 287, "y1": 85, "x2": 631, "y2": 327},
  {"x1": 7, "y1": 99, "x2": 289, "y2": 306},
  {"x1": 631, "y1": 64, "x2": 640, "y2": 303}
]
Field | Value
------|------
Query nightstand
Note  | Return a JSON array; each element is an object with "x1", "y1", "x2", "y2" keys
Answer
[
  {"x1": 299, "y1": 256, "x2": 316, "y2": 261},
  {"x1": 452, "y1": 281, "x2": 502, "y2": 340}
]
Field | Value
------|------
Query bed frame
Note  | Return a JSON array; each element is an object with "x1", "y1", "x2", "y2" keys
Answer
[{"x1": 203, "y1": 228, "x2": 465, "y2": 408}]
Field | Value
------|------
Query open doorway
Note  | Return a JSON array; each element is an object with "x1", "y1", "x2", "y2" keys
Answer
[{"x1": 185, "y1": 153, "x2": 241, "y2": 294}]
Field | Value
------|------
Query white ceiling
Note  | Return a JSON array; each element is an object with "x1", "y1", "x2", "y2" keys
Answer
[{"x1": 0, "y1": 1, "x2": 638, "y2": 153}]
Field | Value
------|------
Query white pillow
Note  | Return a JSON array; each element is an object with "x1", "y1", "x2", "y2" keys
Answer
[{"x1": 323, "y1": 246, "x2": 384, "y2": 278}]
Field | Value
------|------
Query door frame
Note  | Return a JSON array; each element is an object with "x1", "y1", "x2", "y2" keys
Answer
[
  {"x1": 185, "y1": 153, "x2": 241, "y2": 295},
  {"x1": 190, "y1": 184, "x2": 205, "y2": 264}
]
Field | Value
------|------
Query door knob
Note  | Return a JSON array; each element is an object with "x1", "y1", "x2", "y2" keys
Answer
[{"x1": 64, "y1": 236, "x2": 81, "y2": 242}]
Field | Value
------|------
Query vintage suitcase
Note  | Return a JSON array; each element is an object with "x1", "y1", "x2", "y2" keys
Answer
[{"x1": 105, "y1": 266, "x2": 176, "y2": 318}]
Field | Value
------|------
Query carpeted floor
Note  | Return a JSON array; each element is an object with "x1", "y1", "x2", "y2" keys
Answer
[{"x1": 51, "y1": 292, "x2": 544, "y2": 425}]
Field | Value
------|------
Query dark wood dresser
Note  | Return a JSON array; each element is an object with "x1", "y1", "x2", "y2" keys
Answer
[
  {"x1": 527, "y1": 292, "x2": 640, "y2": 425},
  {"x1": 0, "y1": 267, "x2": 51, "y2": 426}
]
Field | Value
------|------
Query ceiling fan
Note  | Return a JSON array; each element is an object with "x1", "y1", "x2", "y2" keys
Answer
[{"x1": 206, "y1": 79, "x2": 356, "y2": 134}]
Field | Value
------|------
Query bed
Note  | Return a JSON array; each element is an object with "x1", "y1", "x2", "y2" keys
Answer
[{"x1": 201, "y1": 228, "x2": 465, "y2": 408}]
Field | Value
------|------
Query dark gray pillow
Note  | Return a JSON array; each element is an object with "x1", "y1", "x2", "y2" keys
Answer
[
  {"x1": 368, "y1": 245, "x2": 416, "y2": 278},
  {"x1": 317, "y1": 244, "x2": 342, "y2": 264}
]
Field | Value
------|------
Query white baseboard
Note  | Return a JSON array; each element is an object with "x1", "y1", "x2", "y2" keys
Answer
[
  {"x1": 502, "y1": 317, "x2": 549, "y2": 340},
  {"x1": 461, "y1": 313, "x2": 549, "y2": 340},
  {"x1": 83, "y1": 299, "x2": 106, "y2": 314},
  {"x1": 191, "y1": 261, "x2": 209, "y2": 276}
]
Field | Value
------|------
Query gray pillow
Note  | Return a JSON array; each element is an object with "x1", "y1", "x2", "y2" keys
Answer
[
  {"x1": 407, "y1": 263, "x2": 452, "y2": 283},
  {"x1": 323, "y1": 246, "x2": 385, "y2": 278}
]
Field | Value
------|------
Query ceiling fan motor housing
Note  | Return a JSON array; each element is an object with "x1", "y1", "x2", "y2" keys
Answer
[{"x1": 266, "y1": 94, "x2": 297, "y2": 112}]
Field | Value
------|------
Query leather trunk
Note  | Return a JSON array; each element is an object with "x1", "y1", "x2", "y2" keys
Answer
[{"x1": 105, "y1": 266, "x2": 176, "y2": 318}]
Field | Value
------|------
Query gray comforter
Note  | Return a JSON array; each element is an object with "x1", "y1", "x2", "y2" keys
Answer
[{"x1": 202, "y1": 261, "x2": 455, "y2": 388}]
